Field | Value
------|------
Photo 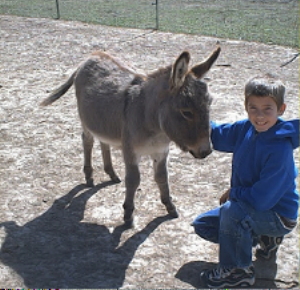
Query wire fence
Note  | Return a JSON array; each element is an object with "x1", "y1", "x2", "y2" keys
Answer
[{"x1": 1, "y1": 0, "x2": 299, "y2": 47}]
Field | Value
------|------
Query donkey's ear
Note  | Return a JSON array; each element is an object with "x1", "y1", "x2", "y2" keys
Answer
[
  {"x1": 170, "y1": 51, "x2": 190, "y2": 90},
  {"x1": 191, "y1": 46, "x2": 221, "y2": 79}
]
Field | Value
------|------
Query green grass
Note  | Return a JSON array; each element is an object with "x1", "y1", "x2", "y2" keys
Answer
[{"x1": 0, "y1": 0, "x2": 299, "y2": 48}]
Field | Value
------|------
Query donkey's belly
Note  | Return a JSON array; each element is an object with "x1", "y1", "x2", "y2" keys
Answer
[
  {"x1": 92, "y1": 132, "x2": 123, "y2": 149},
  {"x1": 134, "y1": 133, "x2": 170, "y2": 156},
  {"x1": 77, "y1": 91, "x2": 124, "y2": 148}
]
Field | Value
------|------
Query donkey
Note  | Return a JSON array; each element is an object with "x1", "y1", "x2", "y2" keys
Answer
[{"x1": 41, "y1": 46, "x2": 221, "y2": 226}]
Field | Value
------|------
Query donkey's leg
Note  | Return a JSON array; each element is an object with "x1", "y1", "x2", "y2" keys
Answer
[
  {"x1": 82, "y1": 130, "x2": 94, "y2": 187},
  {"x1": 152, "y1": 152, "x2": 178, "y2": 218},
  {"x1": 122, "y1": 152, "x2": 141, "y2": 226},
  {"x1": 100, "y1": 142, "x2": 121, "y2": 183}
]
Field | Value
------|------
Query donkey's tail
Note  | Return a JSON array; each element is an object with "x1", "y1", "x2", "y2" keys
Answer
[{"x1": 40, "y1": 70, "x2": 77, "y2": 106}]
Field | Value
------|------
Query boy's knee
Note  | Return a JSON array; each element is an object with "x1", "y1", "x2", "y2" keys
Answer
[
  {"x1": 220, "y1": 201, "x2": 250, "y2": 230},
  {"x1": 220, "y1": 200, "x2": 245, "y2": 221},
  {"x1": 192, "y1": 224, "x2": 219, "y2": 243},
  {"x1": 192, "y1": 214, "x2": 219, "y2": 243}
]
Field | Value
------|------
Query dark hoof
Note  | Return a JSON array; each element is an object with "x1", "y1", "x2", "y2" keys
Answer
[
  {"x1": 123, "y1": 218, "x2": 134, "y2": 228},
  {"x1": 167, "y1": 208, "x2": 179, "y2": 218},
  {"x1": 111, "y1": 176, "x2": 121, "y2": 183},
  {"x1": 86, "y1": 178, "x2": 94, "y2": 187}
]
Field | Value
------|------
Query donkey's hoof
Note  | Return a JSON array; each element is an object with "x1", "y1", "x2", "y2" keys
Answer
[
  {"x1": 123, "y1": 218, "x2": 134, "y2": 228},
  {"x1": 123, "y1": 211, "x2": 134, "y2": 228},
  {"x1": 164, "y1": 202, "x2": 179, "y2": 218},
  {"x1": 111, "y1": 175, "x2": 121, "y2": 183},
  {"x1": 167, "y1": 208, "x2": 179, "y2": 218},
  {"x1": 86, "y1": 178, "x2": 94, "y2": 187}
]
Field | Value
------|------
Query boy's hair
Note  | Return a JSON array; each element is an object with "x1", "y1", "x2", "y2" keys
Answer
[{"x1": 244, "y1": 74, "x2": 285, "y2": 109}]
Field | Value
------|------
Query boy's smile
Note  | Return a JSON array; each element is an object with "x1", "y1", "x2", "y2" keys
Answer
[{"x1": 246, "y1": 95, "x2": 286, "y2": 132}]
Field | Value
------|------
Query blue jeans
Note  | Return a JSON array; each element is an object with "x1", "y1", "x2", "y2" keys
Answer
[{"x1": 192, "y1": 200, "x2": 293, "y2": 269}]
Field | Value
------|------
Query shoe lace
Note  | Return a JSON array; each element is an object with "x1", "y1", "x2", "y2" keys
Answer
[
  {"x1": 209, "y1": 265, "x2": 254, "y2": 280},
  {"x1": 210, "y1": 267, "x2": 233, "y2": 279}
]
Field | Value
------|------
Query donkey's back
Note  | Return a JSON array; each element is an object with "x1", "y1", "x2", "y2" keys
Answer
[{"x1": 75, "y1": 51, "x2": 144, "y2": 146}]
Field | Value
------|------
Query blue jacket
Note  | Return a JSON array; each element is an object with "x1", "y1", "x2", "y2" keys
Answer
[{"x1": 211, "y1": 119, "x2": 299, "y2": 220}]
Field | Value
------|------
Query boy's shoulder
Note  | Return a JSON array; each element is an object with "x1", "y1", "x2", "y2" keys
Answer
[
  {"x1": 274, "y1": 119, "x2": 299, "y2": 149},
  {"x1": 214, "y1": 118, "x2": 251, "y2": 128},
  {"x1": 211, "y1": 119, "x2": 253, "y2": 137},
  {"x1": 276, "y1": 118, "x2": 299, "y2": 133},
  {"x1": 231, "y1": 119, "x2": 253, "y2": 131}
]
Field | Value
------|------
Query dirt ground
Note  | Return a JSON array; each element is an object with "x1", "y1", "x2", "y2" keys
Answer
[{"x1": 0, "y1": 15, "x2": 299, "y2": 289}]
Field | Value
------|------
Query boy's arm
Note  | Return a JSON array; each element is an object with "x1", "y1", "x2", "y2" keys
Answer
[
  {"x1": 211, "y1": 120, "x2": 249, "y2": 152},
  {"x1": 229, "y1": 147, "x2": 296, "y2": 212}
]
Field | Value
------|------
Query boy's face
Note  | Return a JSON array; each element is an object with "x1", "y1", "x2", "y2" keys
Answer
[{"x1": 246, "y1": 95, "x2": 286, "y2": 132}]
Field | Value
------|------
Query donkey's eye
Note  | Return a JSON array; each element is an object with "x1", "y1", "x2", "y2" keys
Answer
[{"x1": 180, "y1": 109, "x2": 194, "y2": 121}]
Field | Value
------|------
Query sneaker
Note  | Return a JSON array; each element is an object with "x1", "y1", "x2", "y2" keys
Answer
[
  {"x1": 255, "y1": 235, "x2": 283, "y2": 260},
  {"x1": 200, "y1": 265, "x2": 255, "y2": 288}
]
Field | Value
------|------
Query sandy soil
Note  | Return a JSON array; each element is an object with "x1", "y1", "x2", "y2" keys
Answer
[{"x1": 0, "y1": 15, "x2": 299, "y2": 288}]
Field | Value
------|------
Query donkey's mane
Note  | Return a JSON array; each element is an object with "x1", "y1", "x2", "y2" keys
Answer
[{"x1": 147, "y1": 65, "x2": 172, "y2": 79}]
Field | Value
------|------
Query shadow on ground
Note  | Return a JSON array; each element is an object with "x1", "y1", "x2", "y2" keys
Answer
[
  {"x1": 176, "y1": 256, "x2": 299, "y2": 288},
  {"x1": 0, "y1": 182, "x2": 172, "y2": 288}
]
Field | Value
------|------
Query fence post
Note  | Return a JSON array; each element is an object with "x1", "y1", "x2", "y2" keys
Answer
[
  {"x1": 155, "y1": 0, "x2": 159, "y2": 30},
  {"x1": 152, "y1": 0, "x2": 159, "y2": 30},
  {"x1": 55, "y1": 0, "x2": 60, "y2": 19}
]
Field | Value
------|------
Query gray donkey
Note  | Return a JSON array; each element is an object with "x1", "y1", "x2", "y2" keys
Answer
[{"x1": 41, "y1": 46, "x2": 221, "y2": 226}]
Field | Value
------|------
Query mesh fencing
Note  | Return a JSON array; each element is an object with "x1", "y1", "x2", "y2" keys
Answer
[{"x1": 1, "y1": 0, "x2": 299, "y2": 47}]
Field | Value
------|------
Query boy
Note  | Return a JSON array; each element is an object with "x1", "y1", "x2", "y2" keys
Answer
[{"x1": 192, "y1": 75, "x2": 299, "y2": 288}]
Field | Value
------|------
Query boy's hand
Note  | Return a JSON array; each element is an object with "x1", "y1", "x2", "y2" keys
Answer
[{"x1": 219, "y1": 188, "x2": 230, "y2": 205}]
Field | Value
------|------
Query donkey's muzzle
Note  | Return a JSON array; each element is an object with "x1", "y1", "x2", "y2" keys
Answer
[{"x1": 189, "y1": 148, "x2": 212, "y2": 159}]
